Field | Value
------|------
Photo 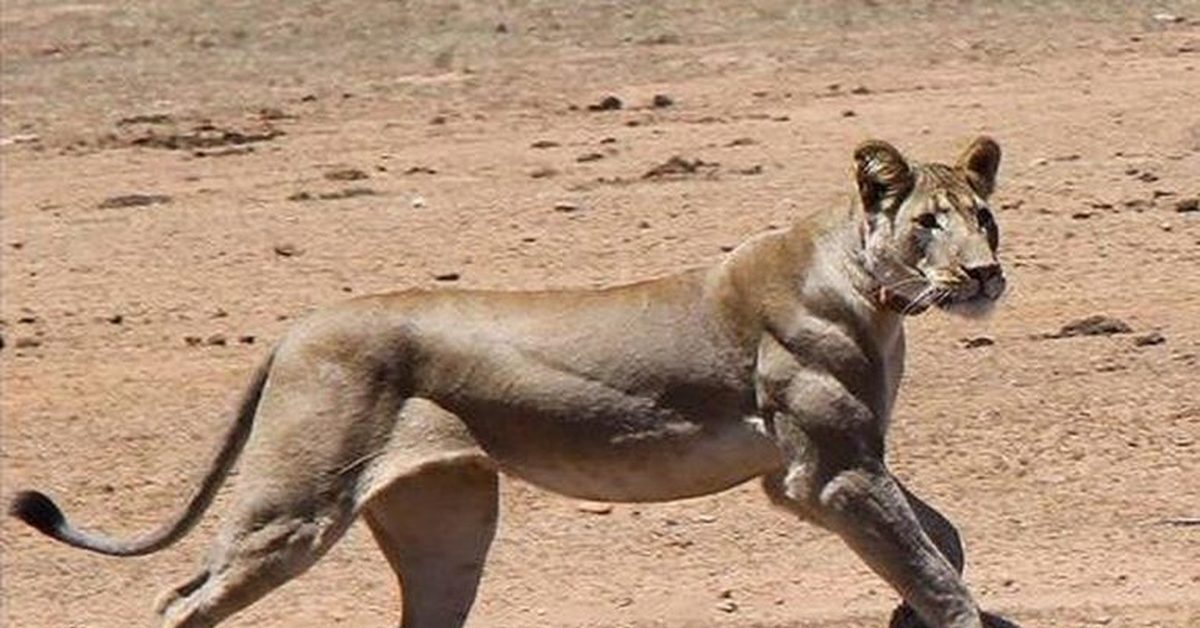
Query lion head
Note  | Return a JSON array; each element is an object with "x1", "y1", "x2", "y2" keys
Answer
[{"x1": 854, "y1": 136, "x2": 1005, "y2": 317}]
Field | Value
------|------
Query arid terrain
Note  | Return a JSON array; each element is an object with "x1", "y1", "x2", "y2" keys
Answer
[{"x1": 2, "y1": 1, "x2": 1198, "y2": 626}]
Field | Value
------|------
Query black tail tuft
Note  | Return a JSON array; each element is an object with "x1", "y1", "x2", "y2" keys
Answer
[{"x1": 9, "y1": 490, "x2": 66, "y2": 536}]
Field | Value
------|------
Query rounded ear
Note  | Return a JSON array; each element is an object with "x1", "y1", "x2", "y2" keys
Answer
[
  {"x1": 957, "y1": 136, "x2": 1001, "y2": 198},
  {"x1": 854, "y1": 140, "x2": 913, "y2": 214}
]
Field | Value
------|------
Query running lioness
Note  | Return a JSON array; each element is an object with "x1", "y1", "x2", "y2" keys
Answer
[{"x1": 13, "y1": 137, "x2": 1011, "y2": 628}]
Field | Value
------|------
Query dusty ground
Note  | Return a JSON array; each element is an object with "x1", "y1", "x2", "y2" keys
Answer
[{"x1": 2, "y1": 1, "x2": 1199, "y2": 626}]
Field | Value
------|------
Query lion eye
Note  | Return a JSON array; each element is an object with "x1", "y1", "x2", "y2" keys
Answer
[{"x1": 915, "y1": 213, "x2": 940, "y2": 230}]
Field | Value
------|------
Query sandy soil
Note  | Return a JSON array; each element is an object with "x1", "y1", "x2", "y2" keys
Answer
[{"x1": 2, "y1": 1, "x2": 1199, "y2": 626}]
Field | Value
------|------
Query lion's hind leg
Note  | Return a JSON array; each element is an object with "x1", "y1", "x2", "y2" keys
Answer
[
  {"x1": 154, "y1": 489, "x2": 358, "y2": 628},
  {"x1": 364, "y1": 460, "x2": 499, "y2": 628}
]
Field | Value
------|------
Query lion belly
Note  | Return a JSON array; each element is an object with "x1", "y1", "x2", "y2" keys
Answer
[{"x1": 474, "y1": 413, "x2": 783, "y2": 502}]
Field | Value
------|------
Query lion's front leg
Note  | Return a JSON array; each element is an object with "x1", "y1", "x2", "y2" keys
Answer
[{"x1": 759, "y1": 376, "x2": 982, "y2": 628}]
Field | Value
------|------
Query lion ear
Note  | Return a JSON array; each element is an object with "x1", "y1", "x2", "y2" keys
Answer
[
  {"x1": 854, "y1": 140, "x2": 913, "y2": 214},
  {"x1": 957, "y1": 136, "x2": 1001, "y2": 198}
]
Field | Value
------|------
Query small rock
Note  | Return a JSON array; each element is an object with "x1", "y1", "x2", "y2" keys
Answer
[
  {"x1": 287, "y1": 191, "x2": 313, "y2": 202},
  {"x1": 1133, "y1": 331, "x2": 1166, "y2": 346},
  {"x1": 98, "y1": 193, "x2": 172, "y2": 209},
  {"x1": 736, "y1": 165, "x2": 764, "y2": 175},
  {"x1": 14, "y1": 337, "x2": 41, "y2": 349},
  {"x1": 107, "y1": 314, "x2": 124, "y2": 325},
  {"x1": 1161, "y1": 222, "x2": 1173, "y2": 232},
  {"x1": 495, "y1": 22, "x2": 509, "y2": 33},
  {"x1": 238, "y1": 335, "x2": 256, "y2": 345},
  {"x1": 651, "y1": 94, "x2": 674, "y2": 108},
  {"x1": 404, "y1": 166, "x2": 437, "y2": 175},
  {"x1": 1044, "y1": 314, "x2": 1132, "y2": 339},
  {"x1": 411, "y1": 196, "x2": 426, "y2": 209},
  {"x1": 1153, "y1": 13, "x2": 1185, "y2": 23},
  {"x1": 587, "y1": 95, "x2": 623, "y2": 111},
  {"x1": 841, "y1": 109, "x2": 857, "y2": 117},
  {"x1": 1071, "y1": 211, "x2": 1094, "y2": 220},
  {"x1": 0, "y1": 133, "x2": 41, "y2": 146},
  {"x1": 529, "y1": 167, "x2": 558, "y2": 179},
  {"x1": 434, "y1": 272, "x2": 460, "y2": 282},
  {"x1": 184, "y1": 335, "x2": 203, "y2": 346},
  {"x1": 716, "y1": 600, "x2": 738, "y2": 613},
  {"x1": 850, "y1": 85, "x2": 871, "y2": 95},
  {"x1": 643, "y1": 155, "x2": 718, "y2": 179},
  {"x1": 1122, "y1": 198, "x2": 1151, "y2": 212},
  {"x1": 961, "y1": 336, "x2": 995, "y2": 349},
  {"x1": 727, "y1": 137, "x2": 757, "y2": 147},
  {"x1": 324, "y1": 168, "x2": 368, "y2": 181},
  {"x1": 530, "y1": 140, "x2": 560, "y2": 149},
  {"x1": 576, "y1": 501, "x2": 613, "y2": 515},
  {"x1": 1136, "y1": 171, "x2": 1159, "y2": 183},
  {"x1": 206, "y1": 334, "x2": 227, "y2": 346},
  {"x1": 554, "y1": 201, "x2": 581, "y2": 213},
  {"x1": 1175, "y1": 197, "x2": 1199, "y2": 213},
  {"x1": 273, "y1": 243, "x2": 303, "y2": 257},
  {"x1": 576, "y1": 152, "x2": 605, "y2": 163},
  {"x1": 695, "y1": 514, "x2": 718, "y2": 523}
]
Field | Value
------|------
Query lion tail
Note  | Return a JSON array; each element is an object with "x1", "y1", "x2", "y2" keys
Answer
[{"x1": 9, "y1": 351, "x2": 275, "y2": 557}]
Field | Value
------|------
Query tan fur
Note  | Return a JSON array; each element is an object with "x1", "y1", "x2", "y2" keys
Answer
[{"x1": 13, "y1": 138, "x2": 1009, "y2": 628}]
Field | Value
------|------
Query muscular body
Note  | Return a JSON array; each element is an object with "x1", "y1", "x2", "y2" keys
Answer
[{"x1": 12, "y1": 137, "x2": 1011, "y2": 628}]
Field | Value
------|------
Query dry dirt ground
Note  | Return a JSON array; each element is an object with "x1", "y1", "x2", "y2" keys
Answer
[{"x1": 2, "y1": 1, "x2": 1199, "y2": 627}]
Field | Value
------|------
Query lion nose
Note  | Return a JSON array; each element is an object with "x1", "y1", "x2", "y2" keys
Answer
[{"x1": 964, "y1": 264, "x2": 1005, "y2": 299}]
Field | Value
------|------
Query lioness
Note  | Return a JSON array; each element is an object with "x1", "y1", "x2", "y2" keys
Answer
[{"x1": 13, "y1": 137, "x2": 1010, "y2": 628}]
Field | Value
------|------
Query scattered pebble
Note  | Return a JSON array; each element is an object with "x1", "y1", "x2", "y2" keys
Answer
[
  {"x1": 14, "y1": 337, "x2": 41, "y2": 349},
  {"x1": 1133, "y1": 331, "x2": 1166, "y2": 346},
  {"x1": 651, "y1": 94, "x2": 674, "y2": 108},
  {"x1": 1175, "y1": 197, "x2": 1199, "y2": 213},
  {"x1": 841, "y1": 109, "x2": 857, "y2": 117},
  {"x1": 529, "y1": 167, "x2": 558, "y2": 179},
  {"x1": 643, "y1": 156, "x2": 718, "y2": 179},
  {"x1": 530, "y1": 140, "x2": 560, "y2": 149},
  {"x1": 727, "y1": 137, "x2": 757, "y2": 147},
  {"x1": 1042, "y1": 314, "x2": 1132, "y2": 339},
  {"x1": 1152, "y1": 13, "x2": 1185, "y2": 23},
  {"x1": 587, "y1": 95, "x2": 623, "y2": 111},
  {"x1": 206, "y1": 334, "x2": 227, "y2": 347},
  {"x1": 961, "y1": 336, "x2": 995, "y2": 349},
  {"x1": 107, "y1": 314, "x2": 124, "y2": 325},
  {"x1": 576, "y1": 152, "x2": 605, "y2": 162},
  {"x1": 98, "y1": 194, "x2": 172, "y2": 209},
  {"x1": 273, "y1": 243, "x2": 303, "y2": 257},
  {"x1": 850, "y1": 85, "x2": 872, "y2": 95},
  {"x1": 434, "y1": 272, "x2": 460, "y2": 282},
  {"x1": 554, "y1": 201, "x2": 582, "y2": 213},
  {"x1": 576, "y1": 501, "x2": 613, "y2": 515},
  {"x1": 324, "y1": 168, "x2": 369, "y2": 181},
  {"x1": 238, "y1": 335, "x2": 256, "y2": 345},
  {"x1": 411, "y1": 195, "x2": 426, "y2": 209},
  {"x1": 404, "y1": 166, "x2": 437, "y2": 175}
]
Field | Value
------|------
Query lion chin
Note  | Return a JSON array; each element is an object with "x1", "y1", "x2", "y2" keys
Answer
[{"x1": 939, "y1": 293, "x2": 1001, "y2": 319}]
